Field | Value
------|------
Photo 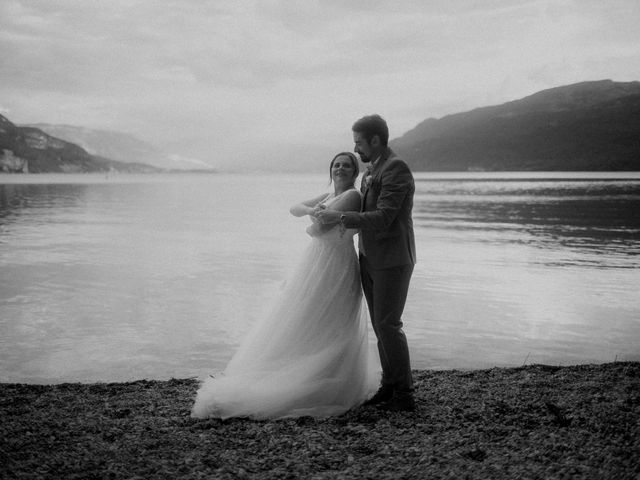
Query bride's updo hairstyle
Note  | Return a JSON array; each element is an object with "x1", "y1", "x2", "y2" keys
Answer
[{"x1": 329, "y1": 152, "x2": 360, "y2": 184}]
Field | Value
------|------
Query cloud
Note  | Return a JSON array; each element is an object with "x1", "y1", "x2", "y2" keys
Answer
[{"x1": 1, "y1": 0, "x2": 639, "y2": 170}]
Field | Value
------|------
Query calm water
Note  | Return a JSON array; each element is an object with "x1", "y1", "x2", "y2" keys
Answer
[{"x1": 1, "y1": 172, "x2": 639, "y2": 383}]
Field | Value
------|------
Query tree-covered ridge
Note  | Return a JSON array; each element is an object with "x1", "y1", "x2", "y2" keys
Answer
[
  {"x1": 0, "y1": 114, "x2": 159, "y2": 173},
  {"x1": 391, "y1": 80, "x2": 640, "y2": 171}
]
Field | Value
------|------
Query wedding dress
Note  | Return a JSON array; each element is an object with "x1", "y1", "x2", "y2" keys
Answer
[{"x1": 192, "y1": 192, "x2": 379, "y2": 420}]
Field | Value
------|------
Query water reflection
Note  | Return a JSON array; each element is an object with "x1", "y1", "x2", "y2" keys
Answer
[
  {"x1": 0, "y1": 183, "x2": 89, "y2": 227},
  {"x1": 413, "y1": 177, "x2": 640, "y2": 262},
  {"x1": 1, "y1": 173, "x2": 639, "y2": 381}
]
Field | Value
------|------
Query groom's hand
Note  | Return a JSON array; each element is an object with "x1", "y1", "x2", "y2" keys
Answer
[{"x1": 316, "y1": 209, "x2": 341, "y2": 225}]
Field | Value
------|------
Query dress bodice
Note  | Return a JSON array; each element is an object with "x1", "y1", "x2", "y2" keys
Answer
[
  {"x1": 320, "y1": 188, "x2": 360, "y2": 209},
  {"x1": 314, "y1": 188, "x2": 360, "y2": 244}
]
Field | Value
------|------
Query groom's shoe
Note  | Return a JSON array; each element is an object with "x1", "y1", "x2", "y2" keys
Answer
[
  {"x1": 377, "y1": 393, "x2": 416, "y2": 413},
  {"x1": 363, "y1": 385, "x2": 394, "y2": 406}
]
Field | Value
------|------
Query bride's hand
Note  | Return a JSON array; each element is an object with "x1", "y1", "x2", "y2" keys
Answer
[
  {"x1": 316, "y1": 209, "x2": 341, "y2": 225},
  {"x1": 311, "y1": 204, "x2": 326, "y2": 217}
]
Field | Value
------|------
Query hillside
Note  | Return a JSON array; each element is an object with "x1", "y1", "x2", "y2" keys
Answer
[
  {"x1": 391, "y1": 80, "x2": 640, "y2": 171},
  {"x1": 0, "y1": 115, "x2": 159, "y2": 173},
  {"x1": 26, "y1": 124, "x2": 214, "y2": 171}
]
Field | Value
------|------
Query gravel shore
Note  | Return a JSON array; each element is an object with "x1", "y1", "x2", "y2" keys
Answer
[{"x1": 1, "y1": 362, "x2": 638, "y2": 479}]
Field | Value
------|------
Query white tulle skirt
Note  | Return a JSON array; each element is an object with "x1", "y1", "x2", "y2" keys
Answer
[{"x1": 191, "y1": 228, "x2": 379, "y2": 420}]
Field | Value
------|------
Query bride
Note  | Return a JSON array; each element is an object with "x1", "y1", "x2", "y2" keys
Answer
[{"x1": 191, "y1": 152, "x2": 379, "y2": 420}]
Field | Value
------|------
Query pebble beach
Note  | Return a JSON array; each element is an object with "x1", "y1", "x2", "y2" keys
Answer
[{"x1": 1, "y1": 362, "x2": 638, "y2": 479}]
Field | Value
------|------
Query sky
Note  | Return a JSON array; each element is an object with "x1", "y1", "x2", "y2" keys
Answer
[{"x1": 1, "y1": 0, "x2": 639, "y2": 171}]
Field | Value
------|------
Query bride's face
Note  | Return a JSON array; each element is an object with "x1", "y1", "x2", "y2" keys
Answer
[{"x1": 331, "y1": 155, "x2": 357, "y2": 185}]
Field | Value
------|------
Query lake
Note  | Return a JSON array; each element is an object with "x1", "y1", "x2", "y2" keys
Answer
[{"x1": 1, "y1": 171, "x2": 639, "y2": 383}]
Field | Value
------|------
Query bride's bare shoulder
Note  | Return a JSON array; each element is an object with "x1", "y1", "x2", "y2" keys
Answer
[{"x1": 334, "y1": 188, "x2": 361, "y2": 211}]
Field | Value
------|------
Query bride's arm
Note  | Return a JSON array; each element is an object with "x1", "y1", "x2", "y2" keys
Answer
[
  {"x1": 330, "y1": 190, "x2": 362, "y2": 213},
  {"x1": 289, "y1": 193, "x2": 329, "y2": 217},
  {"x1": 315, "y1": 190, "x2": 362, "y2": 225},
  {"x1": 290, "y1": 192, "x2": 334, "y2": 237}
]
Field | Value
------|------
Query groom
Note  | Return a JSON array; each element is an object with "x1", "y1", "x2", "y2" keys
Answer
[{"x1": 317, "y1": 114, "x2": 416, "y2": 412}]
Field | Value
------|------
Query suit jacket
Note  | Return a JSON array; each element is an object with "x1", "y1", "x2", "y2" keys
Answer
[{"x1": 342, "y1": 148, "x2": 416, "y2": 269}]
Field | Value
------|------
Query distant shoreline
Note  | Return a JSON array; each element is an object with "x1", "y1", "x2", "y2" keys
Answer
[
  {"x1": 2, "y1": 169, "x2": 640, "y2": 178},
  {"x1": 2, "y1": 362, "x2": 638, "y2": 479}
]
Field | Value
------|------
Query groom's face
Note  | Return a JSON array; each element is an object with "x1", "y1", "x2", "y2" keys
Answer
[{"x1": 353, "y1": 131, "x2": 375, "y2": 163}]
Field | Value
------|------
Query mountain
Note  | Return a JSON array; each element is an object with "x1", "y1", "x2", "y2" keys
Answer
[
  {"x1": 0, "y1": 114, "x2": 159, "y2": 173},
  {"x1": 390, "y1": 80, "x2": 640, "y2": 171},
  {"x1": 24, "y1": 124, "x2": 214, "y2": 171}
]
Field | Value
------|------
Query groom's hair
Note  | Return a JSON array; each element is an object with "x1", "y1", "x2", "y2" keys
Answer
[{"x1": 352, "y1": 114, "x2": 389, "y2": 146}]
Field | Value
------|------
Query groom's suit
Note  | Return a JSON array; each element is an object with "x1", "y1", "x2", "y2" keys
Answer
[
  {"x1": 357, "y1": 148, "x2": 416, "y2": 268},
  {"x1": 341, "y1": 147, "x2": 416, "y2": 395}
]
